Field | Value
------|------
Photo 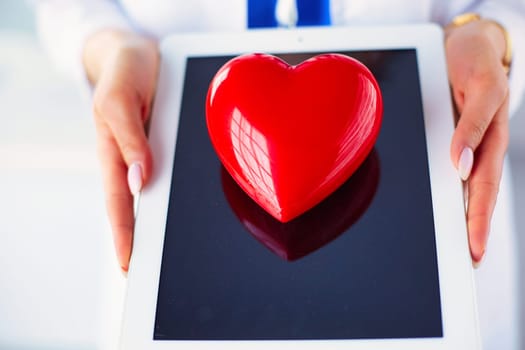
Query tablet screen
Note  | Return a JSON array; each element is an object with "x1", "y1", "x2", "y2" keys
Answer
[{"x1": 154, "y1": 49, "x2": 443, "y2": 340}]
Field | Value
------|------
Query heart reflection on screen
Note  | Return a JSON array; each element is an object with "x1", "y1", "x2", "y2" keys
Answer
[{"x1": 221, "y1": 149, "x2": 380, "y2": 261}]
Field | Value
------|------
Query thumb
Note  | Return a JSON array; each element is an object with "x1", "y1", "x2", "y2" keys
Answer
[
  {"x1": 94, "y1": 87, "x2": 153, "y2": 195},
  {"x1": 450, "y1": 80, "x2": 506, "y2": 181}
]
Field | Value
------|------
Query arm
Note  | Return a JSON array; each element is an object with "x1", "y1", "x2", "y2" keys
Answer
[
  {"x1": 35, "y1": 1, "x2": 158, "y2": 273},
  {"x1": 85, "y1": 30, "x2": 158, "y2": 273},
  {"x1": 433, "y1": 0, "x2": 525, "y2": 115},
  {"x1": 437, "y1": 0, "x2": 525, "y2": 264}
]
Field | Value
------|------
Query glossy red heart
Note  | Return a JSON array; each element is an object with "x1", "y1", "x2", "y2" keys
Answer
[{"x1": 206, "y1": 53, "x2": 382, "y2": 222}]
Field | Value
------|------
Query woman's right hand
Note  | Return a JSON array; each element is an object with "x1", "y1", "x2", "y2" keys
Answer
[{"x1": 83, "y1": 30, "x2": 159, "y2": 273}]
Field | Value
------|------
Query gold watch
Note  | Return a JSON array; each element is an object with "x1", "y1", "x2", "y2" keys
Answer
[{"x1": 446, "y1": 12, "x2": 513, "y2": 74}]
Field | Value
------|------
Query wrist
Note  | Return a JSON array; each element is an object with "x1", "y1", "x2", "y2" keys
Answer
[
  {"x1": 83, "y1": 29, "x2": 157, "y2": 84},
  {"x1": 445, "y1": 14, "x2": 511, "y2": 74}
]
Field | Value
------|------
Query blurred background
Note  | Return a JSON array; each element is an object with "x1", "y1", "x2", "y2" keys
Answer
[
  {"x1": 1, "y1": 1, "x2": 524, "y2": 349},
  {"x1": 1, "y1": 2, "x2": 125, "y2": 350}
]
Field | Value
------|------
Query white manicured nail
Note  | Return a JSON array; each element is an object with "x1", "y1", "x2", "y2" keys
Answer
[
  {"x1": 127, "y1": 162, "x2": 143, "y2": 196},
  {"x1": 458, "y1": 147, "x2": 474, "y2": 181}
]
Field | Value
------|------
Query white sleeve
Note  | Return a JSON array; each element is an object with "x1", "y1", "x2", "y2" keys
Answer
[
  {"x1": 34, "y1": 0, "x2": 134, "y2": 81},
  {"x1": 433, "y1": 0, "x2": 525, "y2": 117},
  {"x1": 474, "y1": 1, "x2": 525, "y2": 117}
]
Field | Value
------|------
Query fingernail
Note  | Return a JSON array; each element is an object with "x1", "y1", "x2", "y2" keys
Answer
[
  {"x1": 458, "y1": 147, "x2": 474, "y2": 181},
  {"x1": 121, "y1": 266, "x2": 129, "y2": 278},
  {"x1": 473, "y1": 249, "x2": 485, "y2": 269},
  {"x1": 127, "y1": 162, "x2": 143, "y2": 196}
]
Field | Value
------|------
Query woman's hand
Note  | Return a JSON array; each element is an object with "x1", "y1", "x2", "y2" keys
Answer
[
  {"x1": 84, "y1": 30, "x2": 159, "y2": 273},
  {"x1": 445, "y1": 19, "x2": 510, "y2": 265}
]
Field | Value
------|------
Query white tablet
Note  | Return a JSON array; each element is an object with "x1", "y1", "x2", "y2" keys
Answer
[{"x1": 120, "y1": 25, "x2": 480, "y2": 350}]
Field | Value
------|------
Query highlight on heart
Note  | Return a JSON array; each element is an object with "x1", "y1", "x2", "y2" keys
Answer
[{"x1": 206, "y1": 53, "x2": 383, "y2": 222}]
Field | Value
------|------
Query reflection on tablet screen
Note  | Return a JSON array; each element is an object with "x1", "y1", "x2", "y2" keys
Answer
[{"x1": 154, "y1": 50, "x2": 443, "y2": 340}]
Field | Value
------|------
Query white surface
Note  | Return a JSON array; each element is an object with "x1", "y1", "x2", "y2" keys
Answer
[
  {"x1": 122, "y1": 25, "x2": 479, "y2": 350},
  {"x1": 0, "y1": 32, "x2": 126, "y2": 350}
]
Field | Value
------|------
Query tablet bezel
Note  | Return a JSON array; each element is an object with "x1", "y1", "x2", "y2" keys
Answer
[{"x1": 121, "y1": 25, "x2": 480, "y2": 350}]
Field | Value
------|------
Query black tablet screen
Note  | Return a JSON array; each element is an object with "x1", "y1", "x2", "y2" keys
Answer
[{"x1": 154, "y1": 50, "x2": 443, "y2": 340}]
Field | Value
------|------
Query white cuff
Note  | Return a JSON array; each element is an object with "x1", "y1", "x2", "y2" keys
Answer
[{"x1": 36, "y1": 0, "x2": 134, "y2": 84}]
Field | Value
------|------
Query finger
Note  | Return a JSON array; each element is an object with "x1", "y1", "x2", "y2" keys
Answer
[
  {"x1": 451, "y1": 73, "x2": 508, "y2": 179},
  {"x1": 94, "y1": 86, "x2": 153, "y2": 194},
  {"x1": 452, "y1": 87, "x2": 465, "y2": 116},
  {"x1": 97, "y1": 126, "x2": 135, "y2": 272},
  {"x1": 466, "y1": 99, "x2": 509, "y2": 265}
]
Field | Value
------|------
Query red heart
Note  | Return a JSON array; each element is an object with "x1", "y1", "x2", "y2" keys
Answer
[{"x1": 206, "y1": 53, "x2": 383, "y2": 222}]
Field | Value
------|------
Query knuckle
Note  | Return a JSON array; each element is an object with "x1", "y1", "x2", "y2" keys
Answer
[
  {"x1": 110, "y1": 220, "x2": 134, "y2": 244},
  {"x1": 94, "y1": 89, "x2": 124, "y2": 115},
  {"x1": 121, "y1": 136, "x2": 150, "y2": 165},
  {"x1": 469, "y1": 67, "x2": 494, "y2": 87},
  {"x1": 468, "y1": 181, "x2": 499, "y2": 223},
  {"x1": 113, "y1": 222, "x2": 134, "y2": 236},
  {"x1": 93, "y1": 85, "x2": 138, "y2": 123},
  {"x1": 106, "y1": 191, "x2": 129, "y2": 205},
  {"x1": 471, "y1": 179, "x2": 500, "y2": 200},
  {"x1": 466, "y1": 119, "x2": 489, "y2": 146},
  {"x1": 467, "y1": 210, "x2": 491, "y2": 228},
  {"x1": 120, "y1": 139, "x2": 141, "y2": 159},
  {"x1": 470, "y1": 68, "x2": 508, "y2": 100}
]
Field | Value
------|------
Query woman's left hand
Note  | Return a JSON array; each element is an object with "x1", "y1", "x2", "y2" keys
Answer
[{"x1": 445, "y1": 19, "x2": 510, "y2": 266}]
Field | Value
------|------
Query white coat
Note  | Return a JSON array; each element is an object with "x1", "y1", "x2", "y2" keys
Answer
[
  {"x1": 34, "y1": 1, "x2": 525, "y2": 349},
  {"x1": 35, "y1": 0, "x2": 525, "y2": 113}
]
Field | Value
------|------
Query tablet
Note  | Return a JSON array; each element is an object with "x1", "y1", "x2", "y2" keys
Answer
[{"x1": 120, "y1": 25, "x2": 480, "y2": 350}]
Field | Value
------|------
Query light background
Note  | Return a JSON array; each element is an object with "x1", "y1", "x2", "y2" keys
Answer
[{"x1": 1, "y1": 2, "x2": 524, "y2": 349}]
